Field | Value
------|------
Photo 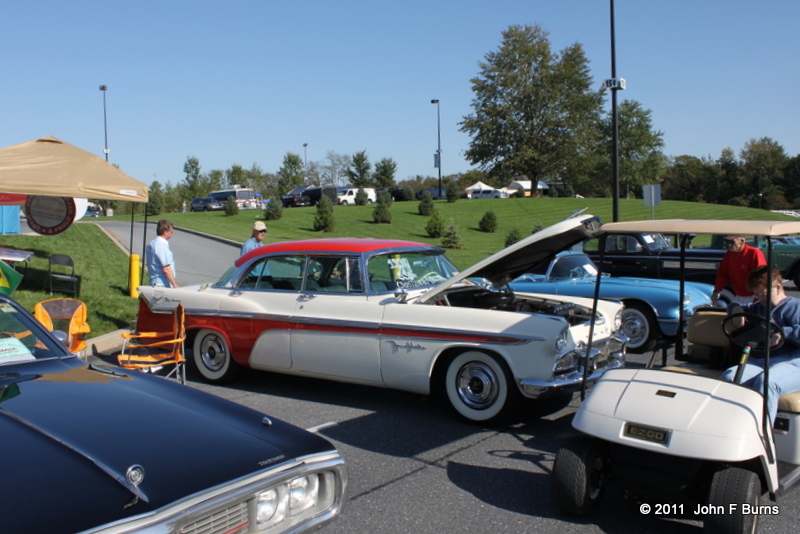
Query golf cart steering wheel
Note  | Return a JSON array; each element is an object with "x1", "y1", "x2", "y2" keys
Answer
[{"x1": 722, "y1": 312, "x2": 784, "y2": 352}]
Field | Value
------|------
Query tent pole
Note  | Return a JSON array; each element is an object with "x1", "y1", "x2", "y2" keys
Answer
[
  {"x1": 141, "y1": 205, "x2": 148, "y2": 284},
  {"x1": 128, "y1": 203, "x2": 135, "y2": 292}
]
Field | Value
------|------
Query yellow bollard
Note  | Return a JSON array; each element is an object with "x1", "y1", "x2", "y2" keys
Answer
[{"x1": 129, "y1": 254, "x2": 141, "y2": 298}]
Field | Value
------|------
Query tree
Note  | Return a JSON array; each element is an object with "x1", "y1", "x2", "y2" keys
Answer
[
  {"x1": 373, "y1": 157, "x2": 397, "y2": 189},
  {"x1": 372, "y1": 192, "x2": 392, "y2": 224},
  {"x1": 441, "y1": 220, "x2": 463, "y2": 249},
  {"x1": 277, "y1": 152, "x2": 304, "y2": 194},
  {"x1": 264, "y1": 197, "x2": 283, "y2": 221},
  {"x1": 313, "y1": 196, "x2": 335, "y2": 232},
  {"x1": 446, "y1": 181, "x2": 460, "y2": 203},
  {"x1": 226, "y1": 164, "x2": 246, "y2": 188},
  {"x1": 418, "y1": 192, "x2": 435, "y2": 216},
  {"x1": 460, "y1": 24, "x2": 604, "y2": 184},
  {"x1": 345, "y1": 150, "x2": 373, "y2": 188},
  {"x1": 740, "y1": 137, "x2": 788, "y2": 209},
  {"x1": 321, "y1": 151, "x2": 350, "y2": 186},
  {"x1": 183, "y1": 156, "x2": 203, "y2": 200},
  {"x1": 426, "y1": 210, "x2": 446, "y2": 237},
  {"x1": 505, "y1": 227, "x2": 523, "y2": 247},
  {"x1": 479, "y1": 211, "x2": 497, "y2": 233},
  {"x1": 147, "y1": 181, "x2": 164, "y2": 216},
  {"x1": 596, "y1": 99, "x2": 665, "y2": 198}
]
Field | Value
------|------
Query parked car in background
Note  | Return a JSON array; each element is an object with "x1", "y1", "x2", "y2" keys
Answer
[
  {"x1": 582, "y1": 232, "x2": 736, "y2": 304},
  {"x1": 136, "y1": 214, "x2": 627, "y2": 425},
  {"x1": 85, "y1": 204, "x2": 104, "y2": 217},
  {"x1": 190, "y1": 196, "x2": 225, "y2": 212},
  {"x1": 281, "y1": 186, "x2": 313, "y2": 208},
  {"x1": 470, "y1": 189, "x2": 508, "y2": 199},
  {"x1": 305, "y1": 186, "x2": 340, "y2": 206},
  {"x1": 336, "y1": 187, "x2": 377, "y2": 205},
  {"x1": 509, "y1": 252, "x2": 714, "y2": 353},
  {"x1": 0, "y1": 294, "x2": 347, "y2": 534}
]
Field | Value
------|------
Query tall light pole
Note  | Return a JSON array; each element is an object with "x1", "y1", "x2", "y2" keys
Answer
[
  {"x1": 431, "y1": 99, "x2": 442, "y2": 198},
  {"x1": 603, "y1": 0, "x2": 625, "y2": 222},
  {"x1": 303, "y1": 143, "x2": 308, "y2": 185},
  {"x1": 99, "y1": 85, "x2": 109, "y2": 162}
]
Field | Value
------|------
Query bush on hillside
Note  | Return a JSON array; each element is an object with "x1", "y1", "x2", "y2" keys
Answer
[
  {"x1": 418, "y1": 192, "x2": 435, "y2": 216},
  {"x1": 478, "y1": 211, "x2": 497, "y2": 233},
  {"x1": 264, "y1": 197, "x2": 283, "y2": 221},
  {"x1": 224, "y1": 196, "x2": 240, "y2": 216},
  {"x1": 426, "y1": 209, "x2": 445, "y2": 237},
  {"x1": 441, "y1": 219, "x2": 463, "y2": 249},
  {"x1": 372, "y1": 192, "x2": 393, "y2": 224},
  {"x1": 313, "y1": 196, "x2": 335, "y2": 232}
]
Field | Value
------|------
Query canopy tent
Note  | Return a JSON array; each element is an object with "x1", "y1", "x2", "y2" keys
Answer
[
  {"x1": 465, "y1": 181, "x2": 494, "y2": 192},
  {"x1": 508, "y1": 180, "x2": 549, "y2": 192},
  {"x1": 0, "y1": 136, "x2": 148, "y2": 203}
]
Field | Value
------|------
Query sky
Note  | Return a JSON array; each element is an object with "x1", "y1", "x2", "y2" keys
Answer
[{"x1": 2, "y1": 1, "x2": 798, "y2": 189}]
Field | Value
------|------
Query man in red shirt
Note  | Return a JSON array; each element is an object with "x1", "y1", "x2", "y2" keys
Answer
[{"x1": 712, "y1": 234, "x2": 766, "y2": 305}]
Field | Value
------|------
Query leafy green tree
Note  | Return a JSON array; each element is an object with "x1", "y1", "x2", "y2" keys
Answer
[
  {"x1": 372, "y1": 192, "x2": 393, "y2": 224},
  {"x1": 147, "y1": 181, "x2": 164, "y2": 216},
  {"x1": 355, "y1": 188, "x2": 369, "y2": 206},
  {"x1": 460, "y1": 24, "x2": 603, "y2": 184},
  {"x1": 264, "y1": 197, "x2": 283, "y2": 221},
  {"x1": 183, "y1": 156, "x2": 203, "y2": 199},
  {"x1": 446, "y1": 181, "x2": 460, "y2": 203},
  {"x1": 740, "y1": 137, "x2": 788, "y2": 208},
  {"x1": 223, "y1": 196, "x2": 239, "y2": 216},
  {"x1": 373, "y1": 158, "x2": 397, "y2": 189},
  {"x1": 426, "y1": 210, "x2": 446, "y2": 237},
  {"x1": 782, "y1": 155, "x2": 800, "y2": 205},
  {"x1": 277, "y1": 152, "x2": 305, "y2": 194},
  {"x1": 226, "y1": 164, "x2": 246, "y2": 188},
  {"x1": 479, "y1": 211, "x2": 497, "y2": 233},
  {"x1": 418, "y1": 192, "x2": 435, "y2": 216},
  {"x1": 595, "y1": 99, "x2": 665, "y2": 198},
  {"x1": 441, "y1": 220, "x2": 464, "y2": 249},
  {"x1": 313, "y1": 196, "x2": 335, "y2": 232},
  {"x1": 345, "y1": 150, "x2": 373, "y2": 188},
  {"x1": 505, "y1": 227, "x2": 523, "y2": 247}
]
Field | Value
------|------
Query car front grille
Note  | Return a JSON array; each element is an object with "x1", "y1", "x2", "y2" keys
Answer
[{"x1": 180, "y1": 502, "x2": 248, "y2": 534}]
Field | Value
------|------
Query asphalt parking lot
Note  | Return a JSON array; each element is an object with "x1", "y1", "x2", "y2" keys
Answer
[{"x1": 92, "y1": 220, "x2": 799, "y2": 532}]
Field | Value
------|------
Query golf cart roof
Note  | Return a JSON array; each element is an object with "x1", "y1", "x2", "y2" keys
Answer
[{"x1": 602, "y1": 219, "x2": 800, "y2": 237}]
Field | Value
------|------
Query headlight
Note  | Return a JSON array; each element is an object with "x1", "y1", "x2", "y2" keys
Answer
[
  {"x1": 553, "y1": 350, "x2": 577, "y2": 375},
  {"x1": 254, "y1": 472, "x2": 334, "y2": 530},
  {"x1": 555, "y1": 326, "x2": 568, "y2": 352},
  {"x1": 683, "y1": 294, "x2": 691, "y2": 307}
]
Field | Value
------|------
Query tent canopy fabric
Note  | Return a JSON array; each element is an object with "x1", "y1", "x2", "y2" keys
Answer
[
  {"x1": 465, "y1": 181, "x2": 494, "y2": 192},
  {"x1": 0, "y1": 136, "x2": 148, "y2": 203},
  {"x1": 508, "y1": 180, "x2": 549, "y2": 190}
]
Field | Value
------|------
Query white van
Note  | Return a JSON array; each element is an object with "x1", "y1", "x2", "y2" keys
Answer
[
  {"x1": 336, "y1": 187, "x2": 377, "y2": 205},
  {"x1": 470, "y1": 189, "x2": 508, "y2": 199}
]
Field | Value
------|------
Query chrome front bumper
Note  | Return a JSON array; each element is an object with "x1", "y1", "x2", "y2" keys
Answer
[{"x1": 518, "y1": 333, "x2": 627, "y2": 399}]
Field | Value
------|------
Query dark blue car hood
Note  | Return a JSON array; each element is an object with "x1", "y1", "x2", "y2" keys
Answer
[{"x1": 0, "y1": 357, "x2": 335, "y2": 534}]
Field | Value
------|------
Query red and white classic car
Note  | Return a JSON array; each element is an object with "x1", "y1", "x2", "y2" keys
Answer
[{"x1": 136, "y1": 214, "x2": 626, "y2": 423}]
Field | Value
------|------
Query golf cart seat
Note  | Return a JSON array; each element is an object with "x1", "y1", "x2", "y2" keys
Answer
[
  {"x1": 662, "y1": 309, "x2": 730, "y2": 378},
  {"x1": 662, "y1": 309, "x2": 800, "y2": 414}
]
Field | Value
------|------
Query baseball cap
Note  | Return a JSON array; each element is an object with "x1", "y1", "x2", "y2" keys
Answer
[{"x1": 253, "y1": 221, "x2": 267, "y2": 232}]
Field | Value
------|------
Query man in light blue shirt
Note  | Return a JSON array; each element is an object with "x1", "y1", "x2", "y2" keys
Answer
[
  {"x1": 241, "y1": 220, "x2": 267, "y2": 256},
  {"x1": 146, "y1": 219, "x2": 179, "y2": 288}
]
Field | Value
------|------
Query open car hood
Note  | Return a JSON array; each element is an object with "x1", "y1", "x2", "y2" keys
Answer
[{"x1": 418, "y1": 213, "x2": 604, "y2": 303}]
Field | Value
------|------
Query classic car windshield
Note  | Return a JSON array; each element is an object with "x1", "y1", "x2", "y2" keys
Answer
[
  {"x1": 367, "y1": 250, "x2": 459, "y2": 291},
  {"x1": 0, "y1": 303, "x2": 66, "y2": 364},
  {"x1": 549, "y1": 255, "x2": 599, "y2": 279}
]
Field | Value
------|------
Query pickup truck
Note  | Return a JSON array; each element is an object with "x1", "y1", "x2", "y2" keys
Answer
[{"x1": 582, "y1": 231, "x2": 735, "y2": 303}]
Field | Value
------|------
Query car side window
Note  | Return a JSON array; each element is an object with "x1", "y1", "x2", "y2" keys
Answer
[
  {"x1": 238, "y1": 259, "x2": 271, "y2": 289},
  {"x1": 265, "y1": 256, "x2": 304, "y2": 291}
]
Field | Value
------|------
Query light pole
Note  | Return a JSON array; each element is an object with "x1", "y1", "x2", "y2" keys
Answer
[
  {"x1": 431, "y1": 99, "x2": 442, "y2": 198},
  {"x1": 605, "y1": 0, "x2": 625, "y2": 222},
  {"x1": 303, "y1": 143, "x2": 308, "y2": 185},
  {"x1": 99, "y1": 85, "x2": 109, "y2": 162}
]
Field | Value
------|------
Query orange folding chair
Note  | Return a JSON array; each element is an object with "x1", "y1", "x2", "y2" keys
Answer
[
  {"x1": 117, "y1": 304, "x2": 186, "y2": 384},
  {"x1": 33, "y1": 298, "x2": 91, "y2": 354}
]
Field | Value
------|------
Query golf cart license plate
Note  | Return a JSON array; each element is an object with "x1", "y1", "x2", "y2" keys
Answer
[{"x1": 624, "y1": 423, "x2": 670, "y2": 444}]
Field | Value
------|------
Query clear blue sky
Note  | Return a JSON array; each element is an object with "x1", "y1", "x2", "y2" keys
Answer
[{"x1": 2, "y1": 1, "x2": 798, "y2": 188}]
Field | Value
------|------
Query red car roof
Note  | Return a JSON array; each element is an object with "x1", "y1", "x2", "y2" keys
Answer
[{"x1": 236, "y1": 237, "x2": 434, "y2": 266}]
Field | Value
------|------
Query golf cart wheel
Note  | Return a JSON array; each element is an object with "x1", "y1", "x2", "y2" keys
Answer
[
  {"x1": 620, "y1": 301, "x2": 657, "y2": 353},
  {"x1": 551, "y1": 436, "x2": 607, "y2": 516},
  {"x1": 704, "y1": 466, "x2": 760, "y2": 534}
]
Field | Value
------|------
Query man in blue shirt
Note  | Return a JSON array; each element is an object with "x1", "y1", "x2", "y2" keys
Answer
[
  {"x1": 721, "y1": 266, "x2": 800, "y2": 422},
  {"x1": 146, "y1": 219, "x2": 179, "y2": 288},
  {"x1": 241, "y1": 221, "x2": 267, "y2": 256}
]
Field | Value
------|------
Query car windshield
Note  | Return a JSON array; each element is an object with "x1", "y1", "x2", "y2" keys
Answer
[
  {"x1": 548, "y1": 255, "x2": 599, "y2": 280},
  {"x1": 0, "y1": 302, "x2": 69, "y2": 364},
  {"x1": 641, "y1": 232, "x2": 672, "y2": 250},
  {"x1": 367, "y1": 250, "x2": 459, "y2": 290}
]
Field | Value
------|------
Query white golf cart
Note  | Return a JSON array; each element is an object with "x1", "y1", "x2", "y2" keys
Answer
[{"x1": 551, "y1": 219, "x2": 800, "y2": 533}]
